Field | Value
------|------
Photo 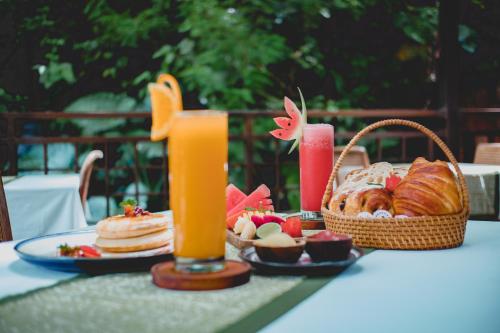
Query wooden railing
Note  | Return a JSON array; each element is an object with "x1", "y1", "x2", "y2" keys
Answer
[{"x1": 1, "y1": 109, "x2": 497, "y2": 214}]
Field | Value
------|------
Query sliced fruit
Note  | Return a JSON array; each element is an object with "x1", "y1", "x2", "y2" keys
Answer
[
  {"x1": 234, "y1": 216, "x2": 249, "y2": 234},
  {"x1": 281, "y1": 216, "x2": 303, "y2": 238},
  {"x1": 251, "y1": 215, "x2": 265, "y2": 228},
  {"x1": 227, "y1": 184, "x2": 272, "y2": 216},
  {"x1": 226, "y1": 209, "x2": 246, "y2": 230},
  {"x1": 254, "y1": 233, "x2": 296, "y2": 247},
  {"x1": 269, "y1": 88, "x2": 308, "y2": 154},
  {"x1": 149, "y1": 82, "x2": 179, "y2": 141},
  {"x1": 262, "y1": 214, "x2": 285, "y2": 224},
  {"x1": 80, "y1": 245, "x2": 101, "y2": 258},
  {"x1": 156, "y1": 73, "x2": 183, "y2": 111},
  {"x1": 240, "y1": 221, "x2": 256, "y2": 240},
  {"x1": 149, "y1": 73, "x2": 183, "y2": 141},
  {"x1": 226, "y1": 184, "x2": 247, "y2": 213},
  {"x1": 256, "y1": 222, "x2": 282, "y2": 239},
  {"x1": 269, "y1": 97, "x2": 301, "y2": 141}
]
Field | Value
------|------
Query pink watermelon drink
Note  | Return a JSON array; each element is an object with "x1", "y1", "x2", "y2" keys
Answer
[
  {"x1": 270, "y1": 88, "x2": 334, "y2": 219},
  {"x1": 299, "y1": 124, "x2": 334, "y2": 216}
]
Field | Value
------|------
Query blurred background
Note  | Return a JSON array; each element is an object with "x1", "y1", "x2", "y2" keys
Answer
[{"x1": 1, "y1": 0, "x2": 499, "y2": 220}]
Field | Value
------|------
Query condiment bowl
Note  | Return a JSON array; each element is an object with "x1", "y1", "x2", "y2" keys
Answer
[
  {"x1": 254, "y1": 240, "x2": 305, "y2": 263},
  {"x1": 305, "y1": 233, "x2": 352, "y2": 262}
]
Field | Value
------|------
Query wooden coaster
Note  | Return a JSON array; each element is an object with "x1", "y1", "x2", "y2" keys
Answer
[{"x1": 151, "y1": 260, "x2": 251, "y2": 291}]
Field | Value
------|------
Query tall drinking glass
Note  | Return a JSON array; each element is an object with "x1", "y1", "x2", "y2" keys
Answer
[
  {"x1": 299, "y1": 124, "x2": 334, "y2": 220},
  {"x1": 168, "y1": 111, "x2": 228, "y2": 273}
]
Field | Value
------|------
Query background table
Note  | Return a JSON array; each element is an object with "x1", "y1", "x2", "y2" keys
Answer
[
  {"x1": 457, "y1": 163, "x2": 499, "y2": 218},
  {"x1": 3, "y1": 175, "x2": 87, "y2": 240},
  {"x1": 0, "y1": 220, "x2": 499, "y2": 333}
]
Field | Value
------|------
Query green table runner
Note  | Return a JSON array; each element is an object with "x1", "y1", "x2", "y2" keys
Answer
[{"x1": 0, "y1": 245, "x2": 367, "y2": 333}]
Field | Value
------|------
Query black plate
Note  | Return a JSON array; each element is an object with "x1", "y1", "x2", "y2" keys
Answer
[{"x1": 239, "y1": 247, "x2": 363, "y2": 276}]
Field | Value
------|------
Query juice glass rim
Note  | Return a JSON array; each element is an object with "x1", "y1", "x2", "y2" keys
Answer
[{"x1": 303, "y1": 123, "x2": 334, "y2": 128}]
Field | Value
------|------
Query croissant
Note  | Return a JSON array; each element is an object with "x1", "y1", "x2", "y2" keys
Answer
[{"x1": 392, "y1": 157, "x2": 462, "y2": 216}]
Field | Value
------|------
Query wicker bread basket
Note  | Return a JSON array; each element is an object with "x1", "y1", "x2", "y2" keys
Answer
[{"x1": 321, "y1": 119, "x2": 470, "y2": 250}]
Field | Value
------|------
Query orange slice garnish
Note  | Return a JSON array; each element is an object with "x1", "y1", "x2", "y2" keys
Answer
[
  {"x1": 148, "y1": 74, "x2": 183, "y2": 141},
  {"x1": 156, "y1": 73, "x2": 183, "y2": 111}
]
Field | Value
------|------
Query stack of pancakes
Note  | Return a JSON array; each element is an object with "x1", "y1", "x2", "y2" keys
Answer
[{"x1": 95, "y1": 213, "x2": 171, "y2": 253}]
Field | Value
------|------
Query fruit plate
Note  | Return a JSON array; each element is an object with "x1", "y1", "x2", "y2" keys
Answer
[
  {"x1": 239, "y1": 246, "x2": 363, "y2": 276},
  {"x1": 226, "y1": 229, "x2": 305, "y2": 250},
  {"x1": 14, "y1": 229, "x2": 173, "y2": 275}
]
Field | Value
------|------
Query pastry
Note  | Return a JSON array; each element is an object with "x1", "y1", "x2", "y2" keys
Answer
[
  {"x1": 392, "y1": 157, "x2": 462, "y2": 216},
  {"x1": 329, "y1": 162, "x2": 407, "y2": 215},
  {"x1": 95, "y1": 199, "x2": 172, "y2": 253},
  {"x1": 96, "y1": 214, "x2": 169, "y2": 239},
  {"x1": 96, "y1": 229, "x2": 172, "y2": 253}
]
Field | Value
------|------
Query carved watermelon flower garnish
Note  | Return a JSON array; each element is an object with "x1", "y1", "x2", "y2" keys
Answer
[{"x1": 270, "y1": 88, "x2": 308, "y2": 154}]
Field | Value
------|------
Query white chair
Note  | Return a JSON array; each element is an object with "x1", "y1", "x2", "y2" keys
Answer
[
  {"x1": 334, "y1": 145, "x2": 370, "y2": 185},
  {"x1": 79, "y1": 150, "x2": 104, "y2": 211},
  {"x1": 474, "y1": 143, "x2": 500, "y2": 165}
]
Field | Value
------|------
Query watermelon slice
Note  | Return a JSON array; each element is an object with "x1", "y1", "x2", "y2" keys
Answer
[
  {"x1": 269, "y1": 88, "x2": 308, "y2": 154},
  {"x1": 226, "y1": 184, "x2": 247, "y2": 213},
  {"x1": 227, "y1": 184, "x2": 272, "y2": 217}
]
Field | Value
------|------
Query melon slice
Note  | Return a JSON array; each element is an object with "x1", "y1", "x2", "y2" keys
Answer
[
  {"x1": 226, "y1": 184, "x2": 247, "y2": 213},
  {"x1": 227, "y1": 184, "x2": 272, "y2": 217},
  {"x1": 269, "y1": 88, "x2": 308, "y2": 154},
  {"x1": 148, "y1": 73, "x2": 183, "y2": 141}
]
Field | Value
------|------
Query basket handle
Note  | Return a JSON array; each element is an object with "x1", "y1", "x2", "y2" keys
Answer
[{"x1": 321, "y1": 119, "x2": 470, "y2": 214}]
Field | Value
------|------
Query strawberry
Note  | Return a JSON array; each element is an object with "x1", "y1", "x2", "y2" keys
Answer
[
  {"x1": 80, "y1": 245, "x2": 101, "y2": 258},
  {"x1": 385, "y1": 174, "x2": 402, "y2": 192},
  {"x1": 123, "y1": 205, "x2": 134, "y2": 217},
  {"x1": 281, "y1": 216, "x2": 302, "y2": 238}
]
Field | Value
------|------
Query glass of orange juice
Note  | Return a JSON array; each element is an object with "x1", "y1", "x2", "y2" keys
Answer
[{"x1": 168, "y1": 111, "x2": 228, "y2": 273}]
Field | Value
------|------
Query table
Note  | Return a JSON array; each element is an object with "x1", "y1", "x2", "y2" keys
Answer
[
  {"x1": 1, "y1": 220, "x2": 499, "y2": 332},
  {"x1": 457, "y1": 163, "x2": 499, "y2": 218},
  {"x1": 3, "y1": 175, "x2": 87, "y2": 240}
]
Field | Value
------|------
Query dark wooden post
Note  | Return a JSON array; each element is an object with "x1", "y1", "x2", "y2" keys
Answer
[
  {"x1": 0, "y1": 175, "x2": 13, "y2": 241},
  {"x1": 438, "y1": 0, "x2": 460, "y2": 158}
]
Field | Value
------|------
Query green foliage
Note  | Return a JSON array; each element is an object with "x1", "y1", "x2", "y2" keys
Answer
[
  {"x1": 0, "y1": 89, "x2": 26, "y2": 113},
  {"x1": 1, "y1": 0, "x2": 497, "y2": 212},
  {"x1": 64, "y1": 93, "x2": 138, "y2": 135}
]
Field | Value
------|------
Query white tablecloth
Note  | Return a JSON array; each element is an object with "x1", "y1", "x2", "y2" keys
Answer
[{"x1": 4, "y1": 175, "x2": 87, "y2": 240}]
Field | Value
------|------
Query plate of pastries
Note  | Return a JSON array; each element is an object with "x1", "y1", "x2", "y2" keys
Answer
[
  {"x1": 328, "y1": 157, "x2": 463, "y2": 218},
  {"x1": 15, "y1": 200, "x2": 173, "y2": 274}
]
